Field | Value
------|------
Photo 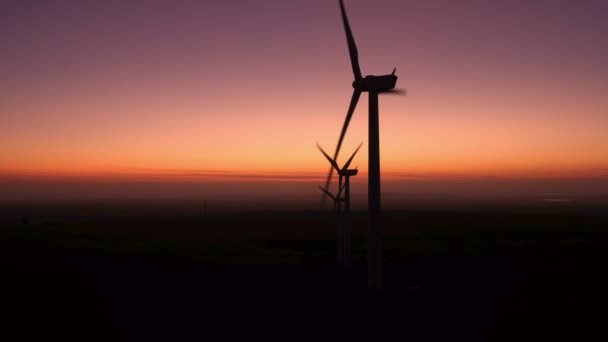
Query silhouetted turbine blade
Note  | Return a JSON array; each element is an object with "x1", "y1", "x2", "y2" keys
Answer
[
  {"x1": 342, "y1": 142, "x2": 363, "y2": 170},
  {"x1": 320, "y1": 165, "x2": 333, "y2": 207},
  {"x1": 339, "y1": 0, "x2": 362, "y2": 80},
  {"x1": 321, "y1": 89, "x2": 361, "y2": 205},
  {"x1": 319, "y1": 186, "x2": 336, "y2": 201},
  {"x1": 317, "y1": 144, "x2": 341, "y2": 172},
  {"x1": 381, "y1": 88, "x2": 406, "y2": 95},
  {"x1": 337, "y1": 183, "x2": 345, "y2": 199},
  {"x1": 335, "y1": 90, "x2": 361, "y2": 160}
]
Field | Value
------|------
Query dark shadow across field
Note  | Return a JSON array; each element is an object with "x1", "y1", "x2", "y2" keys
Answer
[{"x1": 2, "y1": 209, "x2": 607, "y2": 340}]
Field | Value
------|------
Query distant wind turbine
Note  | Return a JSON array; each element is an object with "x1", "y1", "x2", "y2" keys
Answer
[
  {"x1": 322, "y1": 0, "x2": 406, "y2": 289},
  {"x1": 318, "y1": 185, "x2": 345, "y2": 264},
  {"x1": 318, "y1": 142, "x2": 362, "y2": 269}
]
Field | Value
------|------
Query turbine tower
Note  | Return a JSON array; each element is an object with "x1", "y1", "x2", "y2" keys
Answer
[
  {"x1": 319, "y1": 185, "x2": 345, "y2": 264},
  {"x1": 322, "y1": 0, "x2": 405, "y2": 289},
  {"x1": 318, "y1": 143, "x2": 362, "y2": 269}
]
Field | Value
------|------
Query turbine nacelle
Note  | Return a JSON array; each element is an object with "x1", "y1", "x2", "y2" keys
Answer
[
  {"x1": 340, "y1": 168, "x2": 358, "y2": 177},
  {"x1": 352, "y1": 73, "x2": 398, "y2": 93},
  {"x1": 317, "y1": 142, "x2": 363, "y2": 177}
]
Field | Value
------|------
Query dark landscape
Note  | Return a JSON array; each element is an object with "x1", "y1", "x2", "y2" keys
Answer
[
  {"x1": 3, "y1": 1, "x2": 608, "y2": 340},
  {"x1": 2, "y1": 199, "x2": 607, "y2": 340}
]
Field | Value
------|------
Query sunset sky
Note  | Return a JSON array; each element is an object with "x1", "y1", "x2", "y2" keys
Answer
[{"x1": 1, "y1": 0, "x2": 607, "y2": 200}]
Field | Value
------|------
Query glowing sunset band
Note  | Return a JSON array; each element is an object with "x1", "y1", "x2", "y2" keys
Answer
[{"x1": 1, "y1": 167, "x2": 607, "y2": 184}]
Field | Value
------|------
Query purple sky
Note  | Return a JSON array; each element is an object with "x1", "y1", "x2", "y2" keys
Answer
[{"x1": 1, "y1": 0, "x2": 607, "y2": 200}]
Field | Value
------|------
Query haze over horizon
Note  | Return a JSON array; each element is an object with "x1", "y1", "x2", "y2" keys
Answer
[{"x1": 2, "y1": 0, "x2": 607, "y2": 200}]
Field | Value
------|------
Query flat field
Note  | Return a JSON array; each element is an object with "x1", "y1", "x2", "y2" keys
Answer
[{"x1": 2, "y1": 206, "x2": 607, "y2": 341}]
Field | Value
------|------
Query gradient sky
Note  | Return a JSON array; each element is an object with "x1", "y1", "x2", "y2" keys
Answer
[{"x1": 1, "y1": 0, "x2": 607, "y2": 199}]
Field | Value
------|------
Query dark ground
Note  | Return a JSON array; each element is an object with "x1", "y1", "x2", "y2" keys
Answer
[{"x1": 1, "y1": 205, "x2": 607, "y2": 341}]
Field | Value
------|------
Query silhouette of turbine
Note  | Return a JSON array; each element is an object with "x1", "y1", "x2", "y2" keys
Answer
[
  {"x1": 318, "y1": 185, "x2": 345, "y2": 264},
  {"x1": 322, "y1": 0, "x2": 406, "y2": 289},
  {"x1": 318, "y1": 142, "x2": 362, "y2": 269},
  {"x1": 318, "y1": 185, "x2": 344, "y2": 209}
]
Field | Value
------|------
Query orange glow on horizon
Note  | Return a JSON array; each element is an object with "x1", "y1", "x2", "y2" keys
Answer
[{"x1": 2, "y1": 1, "x2": 607, "y2": 194}]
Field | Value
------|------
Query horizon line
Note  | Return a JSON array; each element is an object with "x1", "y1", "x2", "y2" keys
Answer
[{"x1": 1, "y1": 167, "x2": 608, "y2": 182}]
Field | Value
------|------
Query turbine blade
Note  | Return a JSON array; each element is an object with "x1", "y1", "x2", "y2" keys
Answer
[
  {"x1": 342, "y1": 142, "x2": 363, "y2": 170},
  {"x1": 380, "y1": 88, "x2": 406, "y2": 95},
  {"x1": 339, "y1": 0, "x2": 362, "y2": 80},
  {"x1": 337, "y1": 183, "x2": 345, "y2": 198},
  {"x1": 320, "y1": 164, "x2": 334, "y2": 207},
  {"x1": 318, "y1": 186, "x2": 336, "y2": 201},
  {"x1": 334, "y1": 90, "x2": 361, "y2": 165},
  {"x1": 317, "y1": 144, "x2": 340, "y2": 172},
  {"x1": 321, "y1": 89, "x2": 361, "y2": 204}
]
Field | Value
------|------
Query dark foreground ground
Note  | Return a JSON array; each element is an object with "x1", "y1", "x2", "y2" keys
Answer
[{"x1": 2, "y1": 206, "x2": 608, "y2": 341}]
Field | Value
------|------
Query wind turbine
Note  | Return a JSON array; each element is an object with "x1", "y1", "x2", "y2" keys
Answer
[
  {"x1": 318, "y1": 142, "x2": 362, "y2": 269},
  {"x1": 318, "y1": 185, "x2": 345, "y2": 264},
  {"x1": 322, "y1": 0, "x2": 405, "y2": 289}
]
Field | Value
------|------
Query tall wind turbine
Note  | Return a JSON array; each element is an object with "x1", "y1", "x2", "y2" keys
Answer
[
  {"x1": 322, "y1": 0, "x2": 405, "y2": 289},
  {"x1": 318, "y1": 185, "x2": 345, "y2": 264},
  {"x1": 318, "y1": 143, "x2": 362, "y2": 269}
]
